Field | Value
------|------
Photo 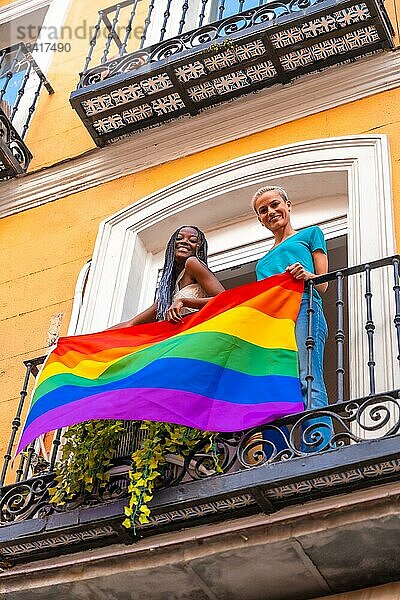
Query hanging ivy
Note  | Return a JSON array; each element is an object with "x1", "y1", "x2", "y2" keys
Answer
[
  {"x1": 123, "y1": 422, "x2": 221, "y2": 531},
  {"x1": 49, "y1": 419, "x2": 221, "y2": 532},
  {"x1": 48, "y1": 420, "x2": 124, "y2": 504}
]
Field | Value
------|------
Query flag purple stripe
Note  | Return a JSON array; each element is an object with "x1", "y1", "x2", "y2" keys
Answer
[{"x1": 17, "y1": 387, "x2": 304, "y2": 451}]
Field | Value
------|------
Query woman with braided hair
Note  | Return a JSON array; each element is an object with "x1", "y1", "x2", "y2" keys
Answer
[{"x1": 110, "y1": 226, "x2": 224, "y2": 328}]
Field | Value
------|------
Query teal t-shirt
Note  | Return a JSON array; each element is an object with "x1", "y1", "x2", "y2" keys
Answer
[{"x1": 256, "y1": 226, "x2": 327, "y2": 306}]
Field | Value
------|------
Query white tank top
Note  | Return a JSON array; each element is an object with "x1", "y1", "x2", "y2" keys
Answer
[{"x1": 172, "y1": 269, "x2": 207, "y2": 315}]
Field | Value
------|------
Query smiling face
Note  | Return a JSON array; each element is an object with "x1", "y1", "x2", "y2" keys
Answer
[
  {"x1": 174, "y1": 227, "x2": 199, "y2": 262},
  {"x1": 254, "y1": 190, "x2": 292, "y2": 232}
]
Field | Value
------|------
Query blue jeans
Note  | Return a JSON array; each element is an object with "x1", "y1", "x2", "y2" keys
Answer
[
  {"x1": 264, "y1": 298, "x2": 332, "y2": 455},
  {"x1": 296, "y1": 298, "x2": 332, "y2": 452},
  {"x1": 296, "y1": 298, "x2": 328, "y2": 409}
]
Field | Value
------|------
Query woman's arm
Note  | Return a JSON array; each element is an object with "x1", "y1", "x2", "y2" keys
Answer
[
  {"x1": 107, "y1": 302, "x2": 157, "y2": 330},
  {"x1": 312, "y1": 250, "x2": 329, "y2": 294},
  {"x1": 286, "y1": 250, "x2": 328, "y2": 295},
  {"x1": 167, "y1": 257, "x2": 225, "y2": 322}
]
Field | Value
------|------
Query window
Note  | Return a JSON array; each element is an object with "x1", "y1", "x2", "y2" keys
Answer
[{"x1": 0, "y1": 2, "x2": 56, "y2": 176}]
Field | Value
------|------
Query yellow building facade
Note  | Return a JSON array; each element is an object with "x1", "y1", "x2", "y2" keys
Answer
[{"x1": 1, "y1": 0, "x2": 400, "y2": 596}]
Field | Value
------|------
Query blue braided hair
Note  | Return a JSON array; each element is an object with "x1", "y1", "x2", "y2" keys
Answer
[{"x1": 156, "y1": 226, "x2": 208, "y2": 321}]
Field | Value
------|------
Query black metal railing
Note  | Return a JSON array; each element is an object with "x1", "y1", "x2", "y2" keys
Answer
[
  {"x1": 79, "y1": 0, "x2": 394, "y2": 77},
  {"x1": 0, "y1": 43, "x2": 53, "y2": 179},
  {"x1": 1, "y1": 255, "x2": 399, "y2": 524},
  {"x1": 81, "y1": 0, "x2": 275, "y2": 76}
]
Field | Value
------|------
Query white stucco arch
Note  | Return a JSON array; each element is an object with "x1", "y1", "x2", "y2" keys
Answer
[{"x1": 78, "y1": 134, "x2": 397, "y2": 397}]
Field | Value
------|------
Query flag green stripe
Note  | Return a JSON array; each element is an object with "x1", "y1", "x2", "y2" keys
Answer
[{"x1": 33, "y1": 330, "x2": 298, "y2": 403}]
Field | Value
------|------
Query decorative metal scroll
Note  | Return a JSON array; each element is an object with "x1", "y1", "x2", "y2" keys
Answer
[
  {"x1": 238, "y1": 394, "x2": 400, "y2": 467},
  {"x1": 79, "y1": 2, "x2": 319, "y2": 87},
  {"x1": 0, "y1": 475, "x2": 55, "y2": 524},
  {"x1": 0, "y1": 108, "x2": 32, "y2": 178},
  {"x1": 0, "y1": 471, "x2": 129, "y2": 525}
]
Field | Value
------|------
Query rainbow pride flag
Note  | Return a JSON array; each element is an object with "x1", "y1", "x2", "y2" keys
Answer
[{"x1": 16, "y1": 273, "x2": 304, "y2": 454}]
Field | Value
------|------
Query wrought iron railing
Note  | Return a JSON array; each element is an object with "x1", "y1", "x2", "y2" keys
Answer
[
  {"x1": 0, "y1": 43, "x2": 53, "y2": 179},
  {"x1": 77, "y1": 0, "x2": 394, "y2": 87},
  {"x1": 1, "y1": 255, "x2": 400, "y2": 525},
  {"x1": 80, "y1": 0, "x2": 281, "y2": 77}
]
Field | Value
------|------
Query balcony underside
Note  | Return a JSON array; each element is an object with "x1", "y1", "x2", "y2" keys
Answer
[
  {"x1": 2, "y1": 439, "x2": 400, "y2": 599},
  {"x1": 2, "y1": 487, "x2": 400, "y2": 600},
  {"x1": 70, "y1": 0, "x2": 394, "y2": 146},
  {"x1": 0, "y1": 109, "x2": 32, "y2": 179}
]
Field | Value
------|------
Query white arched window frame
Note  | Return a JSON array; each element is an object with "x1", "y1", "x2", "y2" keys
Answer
[{"x1": 78, "y1": 135, "x2": 397, "y2": 401}]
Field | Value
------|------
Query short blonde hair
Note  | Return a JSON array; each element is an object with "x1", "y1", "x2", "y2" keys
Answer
[{"x1": 251, "y1": 185, "x2": 289, "y2": 213}]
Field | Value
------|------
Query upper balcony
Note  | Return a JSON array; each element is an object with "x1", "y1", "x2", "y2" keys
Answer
[
  {"x1": 1, "y1": 255, "x2": 400, "y2": 599},
  {"x1": 69, "y1": 0, "x2": 395, "y2": 146},
  {"x1": 0, "y1": 43, "x2": 53, "y2": 180}
]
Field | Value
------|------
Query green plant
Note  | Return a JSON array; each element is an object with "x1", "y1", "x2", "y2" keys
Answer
[
  {"x1": 48, "y1": 420, "x2": 124, "y2": 504},
  {"x1": 209, "y1": 38, "x2": 234, "y2": 53},
  {"x1": 123, "y1": 422, "x2": 221, "y2": 531}
]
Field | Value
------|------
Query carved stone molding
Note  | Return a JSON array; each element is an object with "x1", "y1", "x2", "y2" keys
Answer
[
  {"x1": 0, "y1": 0, "x2": 51, "y2": 24},
  {"x1": 139, "y1": 494, "x2": 256, "y2": 529},
  {"x1": 0, "y1": 524, "x2": 116, "y2": 557},
  {"x1": 268, "y1": 458, "x2": 400, "y2": 500}
]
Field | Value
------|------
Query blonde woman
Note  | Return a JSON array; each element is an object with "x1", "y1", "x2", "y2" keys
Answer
[{"x1": 252, "y1": 185, "x2": 331, "y2": 452}]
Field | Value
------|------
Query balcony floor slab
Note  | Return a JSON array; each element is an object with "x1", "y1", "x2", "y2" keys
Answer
[{"x1": 1, "y1": 480, "x2": 400, "y2": 600}]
